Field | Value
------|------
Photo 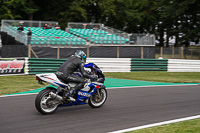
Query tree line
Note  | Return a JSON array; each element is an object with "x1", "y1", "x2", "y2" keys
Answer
[{"x1": 1, "y1": 0, "x2": 200, "y2": 47}]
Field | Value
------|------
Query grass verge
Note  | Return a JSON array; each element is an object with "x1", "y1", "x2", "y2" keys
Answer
[
  {"x1": 0, "y1": 75, "x2": 42, "y2": 96},
  {"x1": 105, "y1": 72, "x2": 200, "y2": 83},
  {"x1": 128, "y1": 118, "x2": 200, "y2": 133},
  {"x1": 0, "y1": 72, "x2": 200, "y2": 95}
]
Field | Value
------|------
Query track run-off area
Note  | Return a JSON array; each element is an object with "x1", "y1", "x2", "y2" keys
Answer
[{"x1": 0, "y1": 78, "x2": 200, "y2": 133}]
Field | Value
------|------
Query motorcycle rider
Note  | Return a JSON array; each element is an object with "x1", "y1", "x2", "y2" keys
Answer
[{"x1": 56, "y1": 50, "x2": 97, "y2": 101}]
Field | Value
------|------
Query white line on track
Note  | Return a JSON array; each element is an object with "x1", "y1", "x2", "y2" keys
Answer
[
  {"x1": 0, "y1": 84, "x2": 198, "y2": 98},
  {"x1": 107, "y1": 84, "x2": 198, "y2": 89},
  {"x1": 109, "y1": 115, "x2": 200, "y2": 133},
  {"x1": 0, "y1": 74, "x2": 26, "y2": 76},
  {"x1": 0, "y1": 93, "x2": 38, "y2": 98}
]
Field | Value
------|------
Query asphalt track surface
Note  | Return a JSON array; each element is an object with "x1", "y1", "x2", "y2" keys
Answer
[{"x1": 1, "y1": 85, "x2": 200, "y2": 133}]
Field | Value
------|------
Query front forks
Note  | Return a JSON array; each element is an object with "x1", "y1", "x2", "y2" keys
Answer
[{"x1": 96, "y1": 89, "x2": 102, "y2": 98}]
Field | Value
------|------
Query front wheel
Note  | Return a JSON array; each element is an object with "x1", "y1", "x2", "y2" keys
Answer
[
  {"x1": 35, "y1": 88, "x2": 59, "y2": 115},
  {"x1": 88, "y1": 87, "x2": 107, "y2": 108}
]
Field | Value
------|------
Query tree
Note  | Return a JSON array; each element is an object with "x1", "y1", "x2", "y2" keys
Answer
[
  {"x1": 1, "y1": 0, "x2": 200, "y2": 47},
  {"x1": 0, "y1": 0, "x2": 38, "y2": 22},
  {"x1": 157, "y1": 0, "x2": 200, "y2": 46}
]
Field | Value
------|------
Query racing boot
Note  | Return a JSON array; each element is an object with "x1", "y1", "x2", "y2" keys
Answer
[{"x1": 66, "y1": 88, "x2": 76, "y2": 102}]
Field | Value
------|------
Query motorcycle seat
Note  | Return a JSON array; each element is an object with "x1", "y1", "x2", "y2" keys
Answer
[{"x1": 57, "y1": 78, "x2": 69, "y2": 84}]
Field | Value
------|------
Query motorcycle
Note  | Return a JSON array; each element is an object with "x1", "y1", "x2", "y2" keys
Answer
[{"x1": 35, "y1": 63, "x2": 107, "y2": 115}]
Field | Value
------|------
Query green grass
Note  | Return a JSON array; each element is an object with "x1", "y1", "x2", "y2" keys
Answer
[
  {"x1": 0, "y1": 72, "x2": 200, "y2": 95},
  {"x1": 128, "y1": 118, "x2": 200, "y2": 133},
  {"x1": 0, "y1": 75, "x2": 42, "y2": 96},
  {"x1": 105, "y1": 72, "x2": 200, "y2": 83}
]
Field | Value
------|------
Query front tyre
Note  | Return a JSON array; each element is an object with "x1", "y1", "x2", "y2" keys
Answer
[
  {"x1": 35, "y1": 88, "x2": 59, "y2": 115},
  {"x1": 88, "y1": 87, "x2": 107, "y2": 108}
]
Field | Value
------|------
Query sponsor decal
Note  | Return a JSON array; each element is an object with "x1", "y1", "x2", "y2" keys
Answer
[
  {"x1": 0, "y1": 59, "x2": 24, "y2": 74},
  {"x1": 45, "y1": 77, "x2": 54, "y2": 80},
  {"x1": 78, "y1": 91, "x2": 91, "y2": 97}
]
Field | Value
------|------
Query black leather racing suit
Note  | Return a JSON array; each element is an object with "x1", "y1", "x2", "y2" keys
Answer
[{"x1": 56, "y1": 55, "x2": 92, "y2": 92}]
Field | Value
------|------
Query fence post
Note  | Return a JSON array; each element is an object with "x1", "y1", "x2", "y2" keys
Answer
[
  {"x1": 117, "y1": 46, "x2": 119, "y2": 58},
  {"x1": 39, "y1": 21, "x2": 41, "y2": 28},
  {"x1": 160, "y1": 47, "x2": 163, "y2": 57},
  {"x1": 87, "y1": 45, "x2": 90, "y2": 58},
  {"x1": 31, "y1": 48, "x2": 38, "y2": 58},
  {"x1": 28, "y1": 44, "x2": 31, "y2": 58},
  {"x1": 141, "y1": 46, "x2": 143, "y2": 59},
  {"x1": 57, "y1": 45, "x2": 60, "y2": 59},
  {"x1": 199, "y1": 48, "x2": 200, "y2": 60},
  {"x1": 181, "y1": 47, "x2": 184, "y2": 58}
]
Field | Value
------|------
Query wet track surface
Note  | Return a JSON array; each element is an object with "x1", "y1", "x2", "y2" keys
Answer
[{"x1": 0, "y1": 85, "x2": 200, "y2": 133}]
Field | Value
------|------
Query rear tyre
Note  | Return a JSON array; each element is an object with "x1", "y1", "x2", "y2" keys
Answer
[
  {"x1": 35, "y1": 88, "x2": 59, "y2": 115},
  {"x1": 88, "y1": 87, "x2": 107, "y2": 108}
]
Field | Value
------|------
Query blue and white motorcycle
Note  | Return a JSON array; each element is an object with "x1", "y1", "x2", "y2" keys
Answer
[{"x1": 35, "y1": 63, "x2": 107, "y2": 115}]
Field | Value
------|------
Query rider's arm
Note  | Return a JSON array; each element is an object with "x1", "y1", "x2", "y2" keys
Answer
[{"x1": 78, "y1": 62, "x2": 92, "y2": 79}]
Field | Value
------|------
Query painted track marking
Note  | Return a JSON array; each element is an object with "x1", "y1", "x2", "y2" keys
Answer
[
  {"x1": 109, "y1": 115, "x2": 200, "y2": 133},
  {"x1": 0, "y1": 84, "x2": 198, "y2": 98}
]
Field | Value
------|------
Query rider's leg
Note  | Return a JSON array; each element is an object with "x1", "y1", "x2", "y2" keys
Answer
[
  {"x1": 64, "y1": 74, "x2": 87, "y2": 98},
  {"x1": 56, "y1": 73, "x2": 87, "y2": 101}
]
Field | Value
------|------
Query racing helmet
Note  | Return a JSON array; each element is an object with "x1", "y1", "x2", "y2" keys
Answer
[{"x1": 75, "y1": 50, "x2": 87, "y2": 63}]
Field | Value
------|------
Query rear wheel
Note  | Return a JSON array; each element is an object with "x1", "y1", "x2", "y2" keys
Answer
[
  {"x1": 88, "y1": 87, "x2": 107, "y2": 108},
  {"x1": 35, "y1": 88, "x2": 59, "y2": 115}
]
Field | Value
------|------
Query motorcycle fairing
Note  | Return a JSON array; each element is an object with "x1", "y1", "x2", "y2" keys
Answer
[
  {"x1": 37, "y1": 73, "x2": 68, "y2": 88},
  {"x1": 59, "y1": 88, "x2": 98, "y2": 107}
]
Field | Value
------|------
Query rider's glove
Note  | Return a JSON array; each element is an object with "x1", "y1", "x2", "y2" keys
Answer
[{"x1": 91, "y1": 75, "x2": 98, "y2": 81}]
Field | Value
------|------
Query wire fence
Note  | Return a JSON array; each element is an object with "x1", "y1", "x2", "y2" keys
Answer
[
  {"x1": 1, "y1": 20, "x2": 86, "y2": 46},
  {"x1": 68, "y1": 22, "x2": 102, "y2": 29},
  {"x1": 156, "y1": 47, "x2": 200, "y2": 60},
  {"x1": 2, "y1": 19, "x2": 58, "y2": 28},
  {"x1": 129, "y1": 34, "x2": 155, "y2": 45},
  {"x1": 1, "y1": 23, "x2": 27, "y2": 45},
  {"x1": 67, "y1": 22, "x2": 155, "y2": 45}
]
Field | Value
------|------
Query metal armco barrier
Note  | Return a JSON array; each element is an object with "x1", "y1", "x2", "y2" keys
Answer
[
  {"x1": 131, "y1": 58, "x2": 168, "y2": 71},
  {"x1": 87, "y1": 58, "x2": 131, "y2": 72},
  {"x1": 25, "y1": 58, "x2": 200, "y2": 74},
  {"x1": 26, "y1": 58, "x2": 131, "y2": 74},
  {"x1": 168, "y1": 59, "x2": 200, "y2": 72}
]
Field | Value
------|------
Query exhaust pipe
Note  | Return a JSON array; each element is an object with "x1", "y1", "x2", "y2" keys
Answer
[
  {"x1": 49, "y1": 92, "x2": 63, "y2": 101},
  {"x1": 85, "y1": 99, "x2": 88, "y2": 103}
]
